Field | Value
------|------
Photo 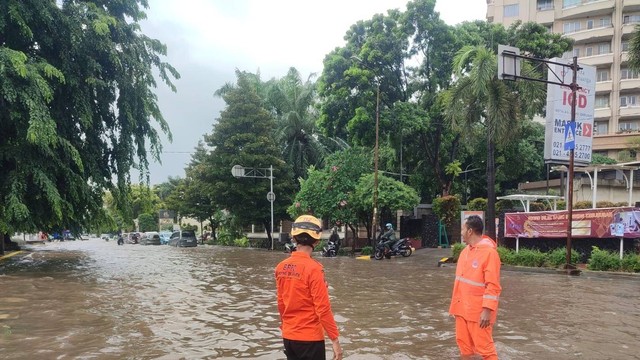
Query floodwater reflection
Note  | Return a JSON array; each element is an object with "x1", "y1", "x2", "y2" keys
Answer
[{"x1": 0, "y1": 240, "x2": 638, "y2": 359}]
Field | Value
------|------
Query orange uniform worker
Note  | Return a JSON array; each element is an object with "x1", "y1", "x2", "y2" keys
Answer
[
  {"x1": 275, "y1": 215, "x2": 343, "y2": 360},
  {"x1": 449, "y1": 215, "x2": 502, "y2": 360}
]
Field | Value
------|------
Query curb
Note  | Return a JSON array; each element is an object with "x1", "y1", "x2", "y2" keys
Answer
[
  {"x1": 502, "y1": 264, "x2": 640, "y2": 280},
  {"x1": 0, "y1": 250, "x2": 24, "y2": 262}
]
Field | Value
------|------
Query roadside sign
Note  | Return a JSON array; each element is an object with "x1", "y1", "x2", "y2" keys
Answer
[
  {"x1": 564, "y1": 122, "x2": 576, "y2": 151},
  {"x1": 267, "y1": 191, "x2": 275, "y2": 202}
]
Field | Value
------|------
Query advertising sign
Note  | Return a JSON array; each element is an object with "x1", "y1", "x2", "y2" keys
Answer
[
  {"x1": 543, "y1": 58, "x2": 596, "y2": 165},
  {"x1": 504, "y1": 208, "x2": 640, "y2": 239}
]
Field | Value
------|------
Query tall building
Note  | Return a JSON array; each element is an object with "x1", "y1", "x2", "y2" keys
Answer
[{"x1": 487, "y1": 0, "x2": 640, "y2": 161}]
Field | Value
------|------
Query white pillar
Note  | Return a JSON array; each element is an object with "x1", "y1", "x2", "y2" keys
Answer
[
  {"x1": 620, "y1": 237, "x2": 624, "y2": 260},
  {"x1": 629, "y1": 170, "x2": 634, "y2": 206},
  {"x1": 516, "y1": 237, "x2": 519, "y2": 253},
  {"x1": 592, "y1": 169, "x2": 598, "y2": 209}
]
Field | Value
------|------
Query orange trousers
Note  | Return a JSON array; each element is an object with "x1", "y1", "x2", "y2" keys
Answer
[{"x1": 455, "y1": 316, "x2": 498, "y2": 360}]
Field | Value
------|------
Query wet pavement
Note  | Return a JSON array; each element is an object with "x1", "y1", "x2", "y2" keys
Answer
[{"x1": 0, "y1": 239, "x2": 638, "y2": 359}]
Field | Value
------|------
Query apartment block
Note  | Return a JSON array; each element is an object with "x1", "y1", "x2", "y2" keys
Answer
[{"x1": 487, "y1": 0, "x2": 640, "y2": 161}]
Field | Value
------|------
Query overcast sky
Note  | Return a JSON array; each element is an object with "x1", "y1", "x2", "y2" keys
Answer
[{"x1": 138, "y1": 0, "x2": 486, "y2": 185}]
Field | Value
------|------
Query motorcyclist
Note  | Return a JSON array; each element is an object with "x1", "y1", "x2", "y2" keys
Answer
[
  {"x1": 380, "y1": 223, "x2": 397, "y2": 253},
  {"x1": 329, "y1": 227, "x2": 340, "y2": 251}
]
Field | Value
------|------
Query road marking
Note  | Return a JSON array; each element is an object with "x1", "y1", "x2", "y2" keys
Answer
[{"x1": 0, "y1": 251, "x2": 24, "y2": 261}]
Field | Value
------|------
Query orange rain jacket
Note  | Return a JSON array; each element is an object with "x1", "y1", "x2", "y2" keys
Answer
[
  {"x1": 449, "y1": 236, "x2": 501, "y2": 324},
  {"x1": 275, "y1": 251, "x2": 340, "y2": 341}
]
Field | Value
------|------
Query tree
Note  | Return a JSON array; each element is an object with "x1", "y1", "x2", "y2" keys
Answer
[
  {"x1": 0, "y1": 0, "x2": 178, "y2": 249},
  {"x1": 203, "y1": 71, "x2": 295, "y2": 243},
  {"x1": 138, "y1": 213, "x2": 156, "y2": 232},
  {"x1": 445, "y1": 45, "x2": 538, "y2": 238}
]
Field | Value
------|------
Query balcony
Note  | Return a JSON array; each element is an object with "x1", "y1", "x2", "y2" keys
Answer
[
  {"x1": 595, "y1": 107, "x2": 612, "y2": 119},
  {"x1": 620, "y1": 78, "x2": 640, "y2": 91},
  {"x1": 566, "y1": 25, "x2": 614, "y2": 43},
  {"x1": 622, "y1": 23, "x2": 638, "y2": 36},
  {"x1": 619, "y1": 105, "x2": 640, "y2": 118},
  {"x1": 621, "y1": 52, "x2": 630, "y2": 63},
  {"x1": 593, "y1": 132, "x2": 640, "y2": 150},
  {"x1": 559, "y1": 0, "x2": 615, "y2": 20},
  {"x1": 536, "y1": 9, "x2": 556, "y2": 24},
  {"x1": 623, "y1": 0, "x2": 640, "y2": 12},
  {"x1": 579, "y1": 53, "x2": 614, "y2": 66},
  {"x1": 595, "y1": 80, "x2": 613, "y2": 92}
]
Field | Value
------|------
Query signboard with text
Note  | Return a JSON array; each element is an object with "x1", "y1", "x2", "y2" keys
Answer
[
  {"x1": 543, "y1": 58, "x2": 596, "y2": 165},
  {"x1": 504, "y1": 208, "x2": 640, "y2": 239}
]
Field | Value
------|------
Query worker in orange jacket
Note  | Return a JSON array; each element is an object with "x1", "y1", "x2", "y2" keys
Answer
[
  {"x1": 450, "y1": 215, "x2": 501, "y2": 360},
  {"x1": 275, "y1": 215, "x2": 343, "y2": 360}
]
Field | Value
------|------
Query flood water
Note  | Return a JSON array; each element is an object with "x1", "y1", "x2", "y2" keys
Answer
[{"x1": 1, "y1": 239, "x2": 639, "y2": 359}]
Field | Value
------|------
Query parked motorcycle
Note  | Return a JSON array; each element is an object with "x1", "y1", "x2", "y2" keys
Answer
[
  {"x1": 117, "y1": 236, "x2": 124, "y2": 245},
  {"x1": 373, "y1": 237, "x2": 412, "y2": 260},
  {"x1": 322, "y1": 232, "x2": 340, "y2": 257},
  {"x1": 284, "y1": 241, "x2": 297, "y2": 253}
]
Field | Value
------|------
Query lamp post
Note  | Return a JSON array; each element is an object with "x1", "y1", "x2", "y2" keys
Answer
[
  {"x1": 231, "y1": 164, "x2": 275, "y2": 250},
  {"x1": 461, "y1": 165, "x2": 481, "y2": 205},
  {"x1": 352, "y1": 55, "x2": 381, "y2": 242}
]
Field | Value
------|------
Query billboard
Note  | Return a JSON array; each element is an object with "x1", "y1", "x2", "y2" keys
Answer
[
  {"x1": 504, "y1": 208, "x2": 640, "y2": 239},
  {"x1": 543, "y1": 58, "x2": 596, "y2": 165}
]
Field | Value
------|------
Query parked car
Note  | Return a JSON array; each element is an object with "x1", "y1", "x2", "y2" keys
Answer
[
  {"x1": 140, "y1": 232, "x2": 162, "y2": 245},
  {"x1": 168, "y1": 230, "x2": 197, "y2": 247},
  {"x1": 159, "y1": 231, "x2": 171, "y2": 245}
]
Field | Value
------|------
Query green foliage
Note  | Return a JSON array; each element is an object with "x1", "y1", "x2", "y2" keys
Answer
[
  {"x1": 433, "y1": 195, "x2": 461, "y2": 229},
  {"x1": 0, "y1": 0, "x2": 178, "y2": 236},
  {"x1": 614, "y1": 202, "x2": 629, "y2": 207},
  {"x1": 574, "y1": 201, "x2": 592, "y2": 209},
  {"x1": 495, "y1": 199, "x2": 516, "y2": 212},
  {"x1": 621, "y1": 253, "x2": 640, "y2": 272},
  {"x1": 180, "y1": 223, "x2": 197, "y2": 232},
  {"x1": 337, "y1": 248, "x2": 349, "y2": 256},
  {"x1": 545, "y1": 247, "x2": 581, "y2": 267},
  {"x1": 529, "y1": 202, "x2": 547, "y2": 212},
  {"x1": 137, "y1": 213, "x2": 157, "y2": 233},
  {"x1": 496, "y1": 247, "x2": 515, "y2": 264},
  {"x1": 452, "y1": 242, "x2": 465, "y2": 261},
  {"x1": 591, "y1": 153, "x2": 617, "y2": 165},
  {"x1": 587, "y1": 246, "x2": 621, "y2": 271},
  {"x1": 511, "y1": 248, "x2": 547, "y2": 267},
  {"x1": 467, "y1": 198, "x2": 487, "y2": 211},
  {"x1": 233, "y1": 237, "x2": 249, "y2": 248},
  {"x1": 556, "y1": 200, "x2": 566, "y2": 210},
  {"x1": 360, "y1": 246, "x2": 373, "y2": 255},
  {"x1": 596, "y1": 201, "x2": 616, "y2": 208}
]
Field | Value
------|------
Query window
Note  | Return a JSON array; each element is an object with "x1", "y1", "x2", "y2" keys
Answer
[
  {"x1": 623, "y1": 15, "x2": 640, "y2": 24},
  {"x1": 573, "y1": 48, "x2": 581, "y2": 57},
  {"x1": 504, "y1": 4, "x2": 519, "y2": 17},
  {"x1": 563, "y1": 21, "x2": 581, "y2": 34},
  {"x1": 585, "y1": 47, "x2": 593, "y2": 56},
  {"x1": 595, "y1": 96, "x2": 610, "y2": 108},
  {"x1": 622, "y1": 41, "x2": 630, "y2": 52},
  {"x1": 537, "y1": 0, "x2": 553, "y2": 11},
  {"x1": 599, "y1": 17, "x2": 611, "y2": 27},
  {"x1": 596, "y1": 69, "x2": 609, "y2": 82},
  {"x1": 595, "y1": 122, "x2": 608, "y2": 135},
  {"x1": 563, "y1": 0, "x2": 581, "y2": 8},
  {"x1": 621, "y1": 68, "x2": 640, "y2": 79},
  {"x1": 620, "y1": 95, "x2": 637, "y2": 107},
  {"x1": 597, "y1": 43, "x2": 611, "y2": 55},
  {"x1": 619, "y1": 122, "x2": 638, "y2": 130},
  {"x1": 587, "y1": 20, "x2": 594, "y2": 30}
]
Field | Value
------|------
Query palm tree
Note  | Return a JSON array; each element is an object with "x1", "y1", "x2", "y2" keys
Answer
[{"x1": 445, "y1": 45, "x2": 542, "y2": 238}]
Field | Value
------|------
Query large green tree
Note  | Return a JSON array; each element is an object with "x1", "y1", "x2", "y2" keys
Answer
[
  {"x1": 203, "y1": 71, "x2": 294, "y2": 243},
  {"x1": 0, "y1": 0, "x2": 177, "y2": 250}
]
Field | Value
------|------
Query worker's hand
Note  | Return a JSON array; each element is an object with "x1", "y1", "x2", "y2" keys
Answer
[
  {"x1": 331, "y1": 338, "x2": 343, "y2": 360},
  {"x1": 479, "y1": 308, "x2": 492, "y2": 328}
]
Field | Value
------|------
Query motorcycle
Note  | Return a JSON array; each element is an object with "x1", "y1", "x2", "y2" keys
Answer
[
  {"x1": 322, "y1": 235, "x2": 340, "y2": 257},
  {"x1": 373, "y1": 237, "x2": 412, "y2": 260},
  {"x1": 284, "y1": 241, "x2": 297, "y2": 253},
  {"x1": 117, "y1": 236, "x2": 124, "y2": 245}
]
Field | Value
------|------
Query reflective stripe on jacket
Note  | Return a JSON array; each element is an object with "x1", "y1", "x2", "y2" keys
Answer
[
  {"x1": 275, "y1": 251, "x2": 339, "y2": 341},
  {"x1": 449, "y1": 236, "x2": 501, "y2": 323}
]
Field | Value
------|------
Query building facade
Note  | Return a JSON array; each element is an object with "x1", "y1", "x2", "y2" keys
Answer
[{"x1": 487, "y1": 0, "x2": 640, "y2": 161}]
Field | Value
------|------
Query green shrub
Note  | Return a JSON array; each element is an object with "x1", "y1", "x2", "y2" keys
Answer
[
  {"x1": 316, "y1": 239, "x2": 327, "y2": 251},
  {"x1": 614, "y1": 202, "x2": 629, "y2": 207},
  {"x1": 573, "y1": 201, "x2": 592, "y2": 209},
  {"x1": 495, "y1": 199, "x2": 516, "y2": 212},
  {"x1": 529, "y1": 202, "x2": 547, "y2": 212},
  {"x1": 621, "y1": 253, "x2": 640, "y2": 272},
  {"x1": 596, "y1": 201, "x2": 616, "y2": 208},
  {"x1": 337, "y1": 248, "x2": 349, "y2": 256},
  {"x1": 233, "y1": 237, "x2": 249, "y2": 248},
  {"x1": 216, "y1": 228, "x2": 236, "y2": 246},
  {"x1": 556, "y1": 200, "x2": 566, "y2": 210},
  {"x1": 467, "y1": 198, "x2": 487, "y2": 211},
  {"x1": 545, "y1": 247, "x2": 581, "y2": 267},
  {"x1": 497, "y1": 246, "x2": 515, "y2": 264},
  {"x1": 360, "y1": 246, "x2": 373, "y2": 255},
  {"x1": 433, "y1": 195, "x2": 461, "y2": 229},
  {"x1": 587, "y1": 246, "x2": 621, "y2": 271},
  {"x1": 512, "y1": 248, "x2": 547, "y2": 267},
  {"x1": 452, "y1": 242, "x2": 466, "y2": 261}
]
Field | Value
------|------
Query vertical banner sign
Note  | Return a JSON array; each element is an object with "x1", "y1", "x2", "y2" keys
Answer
[{"x1": 543, "y1": 59, "x2": 596, "y2": 165}]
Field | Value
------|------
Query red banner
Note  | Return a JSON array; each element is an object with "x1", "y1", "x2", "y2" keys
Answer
[{"x1": 504, "y1": 207, "x2": 640, "y2": 239}]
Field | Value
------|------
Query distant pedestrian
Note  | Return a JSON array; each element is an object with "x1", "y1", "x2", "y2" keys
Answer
[
  {"x1": 275, "y1": 215, "x2": 343, "y2": 360},
  {"x1": 450, "y1": 215, "x2": 501, "y2": 360}
]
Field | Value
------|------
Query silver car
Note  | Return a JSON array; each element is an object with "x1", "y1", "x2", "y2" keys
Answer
[
  {"x1": 140, "y1": 232, "x2": 162, "y2": 245},
  {"x1": 168, "y1": 230, "x2": 197, "y2": 247}
]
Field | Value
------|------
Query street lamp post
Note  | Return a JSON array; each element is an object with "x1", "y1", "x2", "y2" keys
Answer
[
  {"x1": 461, "y1": 165, "x2": 481, "y2": 205},
  {"x1": 231, "y1": 164, "x2": 275, "y2": 250}
]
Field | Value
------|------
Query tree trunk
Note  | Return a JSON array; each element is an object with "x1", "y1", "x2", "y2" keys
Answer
[
  {"x1": 0, "y1": 233, "x2": 5, "y2": 255},
  {"x1": 486, "y1": 138, "x2": 497, "y2": 239},
  {"x1": 348, "y1": 223, "x2": 357, "y2": 256},
  {"x1": 264, "y1": 220, "x2": 272, "y2": 249}
]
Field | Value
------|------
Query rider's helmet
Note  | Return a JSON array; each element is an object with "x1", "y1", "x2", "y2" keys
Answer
[
  {"x1": 385, "y1": 223, "x2": 393, "y2": 230},
  {"x1": 291, "y1": 215, "x2": 322, "y2": 246}
]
